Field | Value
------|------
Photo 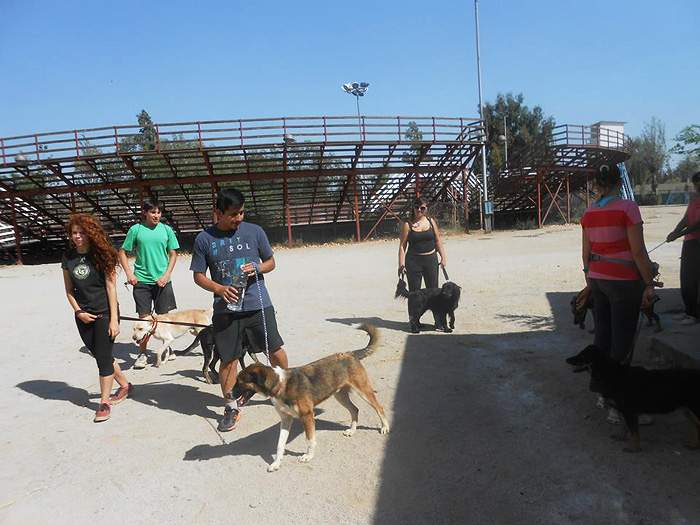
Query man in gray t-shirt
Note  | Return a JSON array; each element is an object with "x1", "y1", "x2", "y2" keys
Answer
[{"x1": 190, "y1": 188, "x2": 289, "y2": 433}]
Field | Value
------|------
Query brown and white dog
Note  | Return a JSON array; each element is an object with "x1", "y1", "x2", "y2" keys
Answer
[
  {"x1": 132, "y1": 309, "x2": 212, "y2": 367},
  {"x1": 231, "y1": 324, "x2": 390, "y2": 472}
]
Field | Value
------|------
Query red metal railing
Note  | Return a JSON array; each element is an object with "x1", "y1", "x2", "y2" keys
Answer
[{"x1": 0, "y1": 116, "x2": 485, "y2": 167}]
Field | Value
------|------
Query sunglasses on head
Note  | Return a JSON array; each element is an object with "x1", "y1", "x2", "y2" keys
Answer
[{"x1": 414, "y1": 205, "x2": 427, "y2": 211}]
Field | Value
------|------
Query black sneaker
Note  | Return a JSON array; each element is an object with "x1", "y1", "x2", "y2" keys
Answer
[{"x1": 217, "y1": 407, "x2": 241, "y2": 432}]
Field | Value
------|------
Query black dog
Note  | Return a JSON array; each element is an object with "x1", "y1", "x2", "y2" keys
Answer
[
  {"x1": 395, "y1": 280, "x2": 461, "y2": 333},
  {"x1": 566, "y1": 345, "x2": 700, "y2": 453},
  {"x1": 570, "y1": 289, "x2": 662, "y2": 332},
  {"x1": 175, "y1": 327, "x2": 258, "y2": 384}
]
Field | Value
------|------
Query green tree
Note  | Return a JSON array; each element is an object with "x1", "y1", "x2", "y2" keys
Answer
[
  {"x1": 671, "y1": 124, "x2": 700, "y2": 157},
  {"x1": 482, "y1": 93, "x2": 555, "y2": 175},
  {"x1": 625, "y1": 117, "x2": 669, "y2": 194}
]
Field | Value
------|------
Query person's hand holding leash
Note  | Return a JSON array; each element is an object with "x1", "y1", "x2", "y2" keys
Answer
[
  {"x1": 398, "y1": 265, "x2": 406, "y2": 278},
  {"x1": 641, "y1": 285, "x2": 656, "y2": 309},
  {"x1": 575, "y1": 286, "x2": 591, "y2": 312},
  {"x1": 241, "y1": 262, "x2": 257, "y2": 277},
  {"x1": 76, "y1": 311, "x2": 97, "y2": 323},
  {"x1": 125, "y1": 273, "x2": 138, "y2": 286},
  {"x1": 155, "y1": 275, "x2": 169, "y2": 287}
]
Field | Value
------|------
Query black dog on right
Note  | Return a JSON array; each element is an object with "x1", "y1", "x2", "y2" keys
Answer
[
  {"x1": 395, "y1": 280, "x2": 461, "y2": 333},
  {"x1": 566, "y1": 345, "x2": 700, "y2": 453}
]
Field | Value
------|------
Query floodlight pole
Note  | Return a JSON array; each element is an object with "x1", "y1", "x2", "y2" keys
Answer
[{"x1": 474, "y1": 0, "x2": 492, "y2": 232}]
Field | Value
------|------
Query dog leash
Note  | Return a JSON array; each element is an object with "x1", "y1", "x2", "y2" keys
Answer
[
  {"x1": 252, "y1": 262, "x2": 271, "y2": 365},
  {"x1": 647, "y1": 241, "x2": 666, "y2": 254},
  {"x1": 118, "y1": 314, "x2": 211, "y2": 328},
  {"x1": 441, "y1": 266, "x2": 450, "y2": 282}
]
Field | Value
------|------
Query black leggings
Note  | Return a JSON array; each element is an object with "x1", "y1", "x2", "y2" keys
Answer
[
  {"x1": 405, "y1": 251, "x2": 439, "y2": 292},
  {"x1": 680, "y1": 240, "x2": 700, "y2": 318},
  {"x1": 589, "y1": 278, "x2": 644, "y2": 363},
  {"x1": 75, "y1": 316, "x2": 115, "y2": 377}
]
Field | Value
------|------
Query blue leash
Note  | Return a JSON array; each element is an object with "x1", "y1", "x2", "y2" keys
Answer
[{"x1": 252, "y1": 262, "x2": 270, "y2": 365}]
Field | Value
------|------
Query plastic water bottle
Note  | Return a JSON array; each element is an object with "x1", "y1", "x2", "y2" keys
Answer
[{"x1": 226, "y1": 266, "x2": 247, "y2": 312}]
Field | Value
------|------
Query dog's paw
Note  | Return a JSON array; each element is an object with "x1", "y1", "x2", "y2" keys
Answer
[
  {"x1": 299, "y1": 454, "x2": 314, "y2": 463},
  {"x1": 343, "y1": 428, "x2": 356, "y2": 437},
  {"x1": 267, "y1": 462, "x2": 281, "y2": 472},
  {"x1": 380, "y1": 426, "x2": 390, "y2": 435}
]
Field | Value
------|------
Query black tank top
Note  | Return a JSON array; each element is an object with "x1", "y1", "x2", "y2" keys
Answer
[{"x1": 407, "y1": 220, "x2": 436, "y2": 254}]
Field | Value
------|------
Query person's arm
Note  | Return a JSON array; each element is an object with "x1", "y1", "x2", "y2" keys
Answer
[
  {"x1": 118, "y1": 249, "x2": 138, "y2": 285},
  {"x1": 685, "y1": 217, "x2": 700, "y2": 235},
  {"x1": 432, "y1": 218, "x2": 447, "y2": 268},
  {"x1": 627, "y1": 222, "x2": 656, "y2": 307},
  {"x1": 666, "y1": 211, "x2": 689, "y2": 242},
  {"x1": 156, "y1": 249, "x2": 177, "y2": 287},
  {"x1": 398, "y1": 222, "x2": 409, "y2": 276},
  {"x1": 105, "y1": 271, "x2": 120, "y2": 339},
  {"x1": 63, "y1": 269, "x2": 96, "y2": 323},
  {"x1": 575, "y1": 228, "x2": 593, "y2": 311},
  {"x1": 193, "y1": 271, "x2": 241, "y2": 305}
]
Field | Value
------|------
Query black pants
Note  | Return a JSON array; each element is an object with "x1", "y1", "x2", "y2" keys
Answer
[
  {"x1": 680, "y1": 240, "x2": 700, "y2": 318},
  {"x1": 75, "y1": 316, "x2": 115, "y2": 377},
  {"x1": 589, "y1": 278, "x2": 644, "y2": 363},
  {"x1": 405, "y1": 251, "x2": 439, "y2": 292}
]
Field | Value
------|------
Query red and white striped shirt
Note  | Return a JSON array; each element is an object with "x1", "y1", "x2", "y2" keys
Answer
[{"x1": 581, "y1": 199, "x2": 642, "y2": 281}]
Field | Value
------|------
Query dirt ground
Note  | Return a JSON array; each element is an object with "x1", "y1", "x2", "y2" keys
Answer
[{"x1": 1, "y1": 205, "x2": 699, "y2": 524}]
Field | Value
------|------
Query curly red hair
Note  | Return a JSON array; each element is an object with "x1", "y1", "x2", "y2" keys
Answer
[{"x1": 65, "y1": 214, "x2": 119, "y2": 277}]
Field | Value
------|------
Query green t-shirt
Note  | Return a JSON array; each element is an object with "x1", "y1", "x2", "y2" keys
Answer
[{"x1": 121, "y1": 222, "x2": 179, "y2": 284}]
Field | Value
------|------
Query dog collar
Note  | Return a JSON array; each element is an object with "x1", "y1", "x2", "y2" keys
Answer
[
  {"x1": 271, "y1": 381, "x2": 284, "y2": 398},
  {"x1": 144, "y1": 315, "x2": 158, "y2": 344}
]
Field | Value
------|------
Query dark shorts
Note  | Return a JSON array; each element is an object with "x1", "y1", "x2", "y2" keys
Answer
[
  {"x1": 133, "y1": 281, "x2": 177, "y2": 315},
  {"x1": 212, "y1": 306, "x2": 284, "y2": 363}
]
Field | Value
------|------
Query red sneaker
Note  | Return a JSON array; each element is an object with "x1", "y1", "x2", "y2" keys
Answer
[
  {"x1": 109, "y1": 383, "x2": 133, "y2": 405},
  {"x1": 94, "y1": 402, "x2": 111, "y2": 423}
]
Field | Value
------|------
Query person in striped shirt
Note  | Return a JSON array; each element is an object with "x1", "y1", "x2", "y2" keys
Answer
[{"x1": 576, "y1": 164, "x2": 656, "y2": 423}]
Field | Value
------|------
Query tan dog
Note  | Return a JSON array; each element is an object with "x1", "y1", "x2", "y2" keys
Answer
[
  {"x1": 231, "y1": 324, "x2": 390, "y2": 472},
  {"x1": 132, "y1": 309, "x2": 212, "y2": 367}
]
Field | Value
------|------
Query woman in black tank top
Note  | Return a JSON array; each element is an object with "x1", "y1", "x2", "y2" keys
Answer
[{"x1": 398, "y1": 196, "x2": 448, "y2": 291}]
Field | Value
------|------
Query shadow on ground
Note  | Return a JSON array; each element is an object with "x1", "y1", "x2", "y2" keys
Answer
[{"x1": 371, "y1": 288, "x2": 700, "y2": 524}]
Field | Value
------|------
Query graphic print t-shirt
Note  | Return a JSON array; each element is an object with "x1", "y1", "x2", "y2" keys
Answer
[
  {"x1": 189, "y1": 222, "x2": 273, "y2": 314},
  {"x1": 61, "y1": 249, "x2": 109, "y2": 314}
]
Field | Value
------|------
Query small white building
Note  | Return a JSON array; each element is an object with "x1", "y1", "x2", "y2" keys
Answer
[{"x1": 590, "y1": 121, "x2": 626, "y2": 149}]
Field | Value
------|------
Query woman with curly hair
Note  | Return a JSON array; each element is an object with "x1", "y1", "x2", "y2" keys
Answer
[{"x1": 62, "y1": 213, "x2": 132, "y2": 422}]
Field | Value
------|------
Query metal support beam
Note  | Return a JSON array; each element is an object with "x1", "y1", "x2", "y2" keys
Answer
[
  {"x1": 10, "y1": 197, "x2": 22, "y2": 265},
  {"x1": 353, "y1": 172, "x2": 361, "y2": 242}
]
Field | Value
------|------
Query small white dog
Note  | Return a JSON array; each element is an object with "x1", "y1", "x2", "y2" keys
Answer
[{"x1": 132, "y1": 309, "x2": 212, "y2": 367}]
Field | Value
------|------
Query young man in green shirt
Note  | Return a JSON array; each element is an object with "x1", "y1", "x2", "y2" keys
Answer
[{"x1": 118, "y1": 199, "x2": 180, "y2": 369}]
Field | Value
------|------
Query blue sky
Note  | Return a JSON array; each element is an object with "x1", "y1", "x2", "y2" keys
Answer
[{"x1": 1, "y1": 0, "x2": 698, "y2": 160}]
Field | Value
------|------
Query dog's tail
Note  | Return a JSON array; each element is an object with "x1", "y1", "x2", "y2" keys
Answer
[
  {"x1": 352, "y1": 324, "x2": 380, "y2": 360},
  {"x1": 394, "y1": 279, "x2": 409, "y2": 300},
  {"x1": 174, "y1": 327, "x2": 208, "y2": 355}
]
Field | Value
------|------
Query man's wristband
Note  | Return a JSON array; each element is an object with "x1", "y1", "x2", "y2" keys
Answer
[{"x1": 75, "y1": 310, "x2": 87, "y2": 316}]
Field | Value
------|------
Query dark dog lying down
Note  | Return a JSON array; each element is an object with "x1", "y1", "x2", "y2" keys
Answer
[
  {"x1": 175, "y1": 327, "x2": 257, "y2": 384},
  {"x1": 566, "y1": 345, "x2": 700, "y2": 452},
  {"x1": 395, "y1": 280, "x2": 461, "y2": 333},
  {"x1": 570, "y1": 288, "x2": 662, "y2": 332}
]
